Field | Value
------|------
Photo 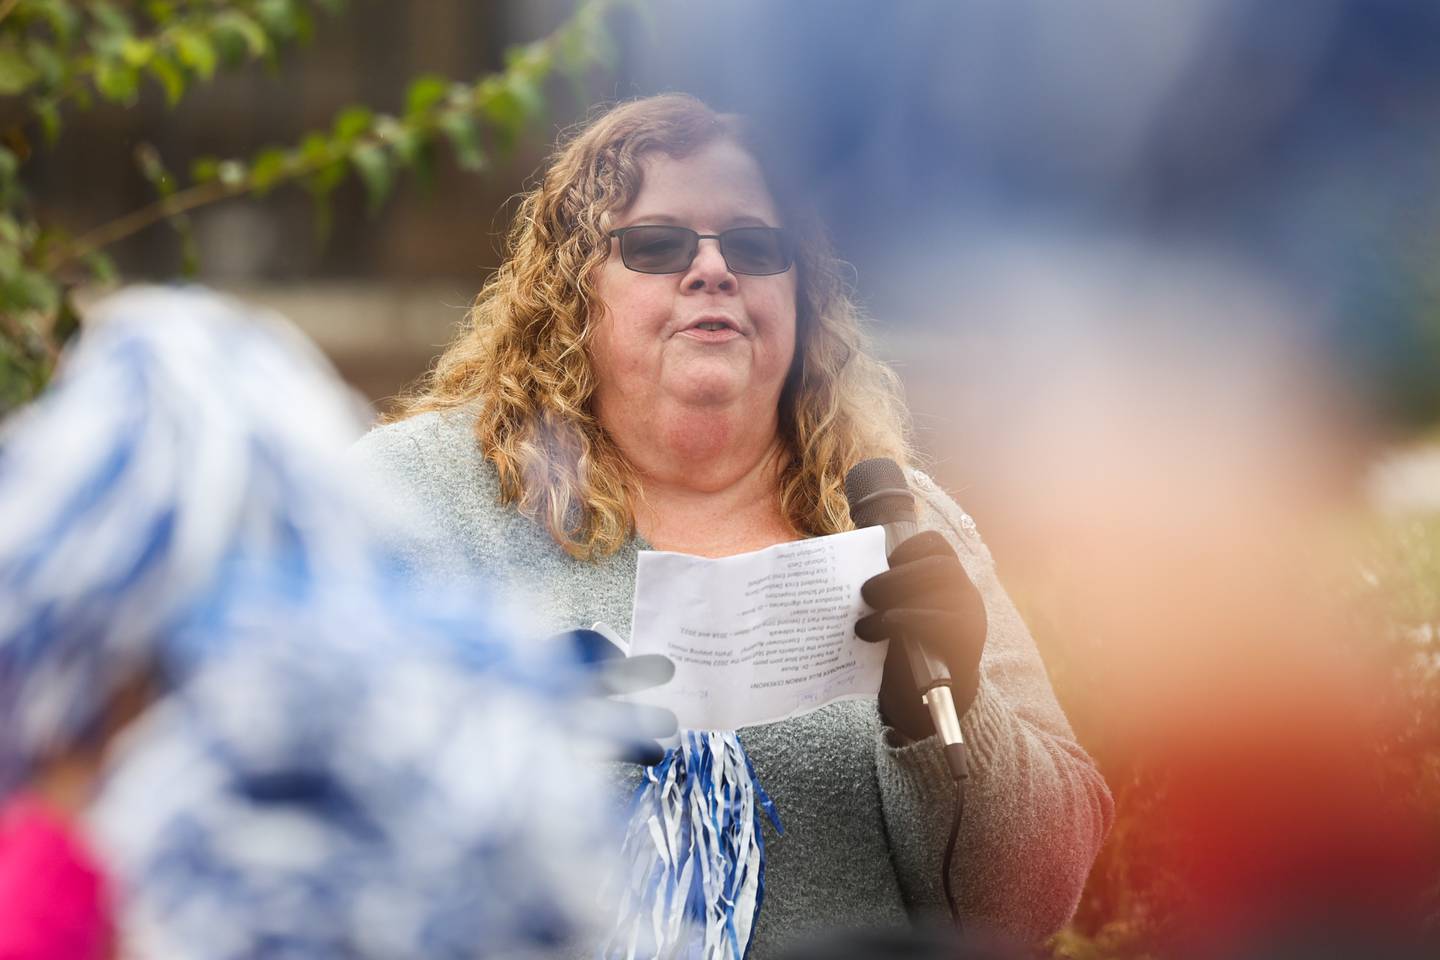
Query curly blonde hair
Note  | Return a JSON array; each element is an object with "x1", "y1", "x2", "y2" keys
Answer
[{"x1": 392, "y1": 94, "x2": 911, "y2": 558}]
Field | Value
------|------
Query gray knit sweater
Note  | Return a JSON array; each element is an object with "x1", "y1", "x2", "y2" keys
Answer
[{"x1": 350, "y1": 407, "x2": 1112, "y2": 955}]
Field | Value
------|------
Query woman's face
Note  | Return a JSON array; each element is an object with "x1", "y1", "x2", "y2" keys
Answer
[{"x1": 589, "y1": 139, "x2": 798, "y2": 424}]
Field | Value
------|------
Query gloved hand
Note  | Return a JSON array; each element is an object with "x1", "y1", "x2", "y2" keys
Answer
[
  {"x1": 854, "y1": 531, "x2": 987, "y2": 742},
  {"x1": 556, "y1": 628, "x2": 678, "y2": 766}
]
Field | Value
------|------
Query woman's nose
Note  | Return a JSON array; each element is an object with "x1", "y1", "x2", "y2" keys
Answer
[{"x1": 684, "y1": 238, "x2": 735, "y2": 292}]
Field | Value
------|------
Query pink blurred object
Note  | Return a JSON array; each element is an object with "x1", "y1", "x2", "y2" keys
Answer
[{"x1": 0, "y1": 794, "x2": 111, "y2": 960}]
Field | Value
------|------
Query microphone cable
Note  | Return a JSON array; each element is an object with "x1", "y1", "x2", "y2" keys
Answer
[{"x1": 941, "y1": 746, "x2": 968, "y2": 934}]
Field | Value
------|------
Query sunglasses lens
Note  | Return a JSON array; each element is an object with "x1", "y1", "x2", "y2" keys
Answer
[
  {"x1": 620, "y1": 226, "x2": 694, "y2": 273},
  {"x1": 616, "y1": 226, "x2": 792, "y2": 275},
  {"x1": 721, "y1": 227, "x2": 791, "y2": 275}
]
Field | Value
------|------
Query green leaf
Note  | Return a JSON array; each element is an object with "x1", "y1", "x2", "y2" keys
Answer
[
  {"x1": 0, "y1": 340, "x2": 50, "y2": 419},
  {"x1": 405, "y1": 73, "x2": 449, "y2": 118},
  {"x1": 94, "y1": 59, "x2": 140, "y2": 103},
  {"x1": 256, "y1": 0, "x2": 310, "y2": 41},
  {"x1": 0, "y1": 242, "x2": 20, "y2": 278},
  {"x1": 191, "y1": 155, "x2": 220, "y2": 183},
  {"x1": 304, "y1": 164, "x2": 344, "y2": 245},
  {"x1": 332, "y1": 104, "x2": 373, "y2": 143},
  {"x1": 119, "y1": 37, "x2": 155, "y2": 68},
  {"x1": 135, "y1": 142, "x2": 162, "y2": 181},
  {"x1": 177, "y1": 217, "x2": 199, "y2": 277},
  {"x1": 3, "y1": 267, "x2": 60, "y2": 315},
  {"x1": 502, "y1": 45, "x2": 533, "y2": 73},
  {"x1": 31, "y1": 0, "x2": 82, "y2": 47},
  {"x1": 481, "y1": 85, "x2": 526, "y2": 151},
  {"x1": 173, "y1": 28, "x2": 217, "y2": 80},
  {"x1": 85, "y1": 251, "x2": 118, "y2": 286},
  {"x1": 376, "y1": 116, "x2": 431, "y2": 185},
  {"x1": 248, "y1": 146, "x2": 289, "y2": 194},
  {"x1": 349, "y1": 143, "x2": 392, "y2": 215},
  {"x1": 311, "y1": 158, "x2": 346, "y2": 194},
  {"x1": 35, "y1": 101, "x2": 61, "y2": 145},
  {"x1": 91, "y1": 2, "x2": 134, "y2": 38},
  {"x1": 255, "y1": 0, "x2": 294, "y2": 27},
  {"x1": 299, "y1": 132, "x2": 330, "y2": 163},
  {"x1": 51, "y1": 296, "x2": 80, "y2": 347},
  {"x1": 25, "y1": 40, "x2": 66, "y2": 91},
  {"x1": 385, "y1": 125, "x2": 425, "y2": 168},
  {"x1": 556, "y1": 6, "x2": 619, "y2": 73},
  {"x1": 506, "y1": 70, "x2": 545, "y2": 116},
  {"x1": 144, "y1": 2, "x2": 178, "y2": 26},
  {"x1": 401, "y1": 138, "x2": 435, "y2": 192},
  {"x1": 0, "y1": 43, "x2": 40, "y2": 95},
  {"x1": 485, "y1": 71, "x2": 546, "y2": 149},
  {"x1": 290, "y1": 6, "x2": 316, "y2": 44},
  {"x1": 439, "y1": 110, "x2": 485, "y2": 171},
  {"x1": 0, "y1": 148, "x2": 19, "y2": 208},
  {"x1": 212, "y1": 11, "x2": 270, "y2": 59},
  {"x1": 134, "y1": 143, "x2": 177, "y2": 197},
  {"x1": 556, "y1": 22, "x2": 592, "y2": 76},
  {"x1": 147, "y1": 53, "x2": 186, "y2": 105},
  {"x1": 30, "y1": 226, "x2": 67, "y2": 270}
]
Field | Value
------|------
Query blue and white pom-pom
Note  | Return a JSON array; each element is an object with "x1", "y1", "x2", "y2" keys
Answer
[
  {"x1": 89, "y1": 593, "x2": 609, "y2": 959},
  {"x1": 606, "y1": 730, "x2": 782, "y2": 960},
  {"x1": 0, "y1": 286, "x2": 389, "y2": 795},
  {"x1": 0, "y1": 285, "x2": 619, "y2": 955}
]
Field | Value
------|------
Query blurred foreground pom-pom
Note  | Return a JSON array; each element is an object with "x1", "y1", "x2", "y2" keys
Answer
[
  {"x1": 0, "y1": 285, "x2": 388, "y2": 793},
  {"x1": 1, "y1": 286, "x2": 617, "y2": 956},
  {"x1": 88, "y1": 583, "x2": 609, "y2": 959}
]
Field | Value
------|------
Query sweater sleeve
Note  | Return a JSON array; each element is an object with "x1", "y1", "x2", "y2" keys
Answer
[{"x1": 873, "y1": 470, "x2": 1113, "y2": 944}]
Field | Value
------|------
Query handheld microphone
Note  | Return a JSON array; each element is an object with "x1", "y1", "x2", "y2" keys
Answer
[{"x1": 844, "y1": 458, "x2": 967, "y2": 781}]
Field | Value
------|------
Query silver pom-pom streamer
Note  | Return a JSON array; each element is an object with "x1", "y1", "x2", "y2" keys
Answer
[{"x1": 605, "y1": 730, "x2": 782, "y2": 960}]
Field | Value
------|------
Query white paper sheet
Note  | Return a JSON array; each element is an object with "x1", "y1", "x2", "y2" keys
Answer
[{"x1": 625, "y1": 526, "x2": 890, "y2": 731}]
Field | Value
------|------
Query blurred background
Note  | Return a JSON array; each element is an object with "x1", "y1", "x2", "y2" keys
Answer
[{"x1": 13, "y1": 0, "x2": 1440, "y2": 954}]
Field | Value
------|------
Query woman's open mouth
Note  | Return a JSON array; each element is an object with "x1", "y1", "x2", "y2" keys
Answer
[{"x1": 680, "y1": 317, "x2": 743, "y2": 342}]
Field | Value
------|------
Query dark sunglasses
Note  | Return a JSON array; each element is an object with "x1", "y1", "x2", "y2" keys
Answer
[{"x1": 608, "y1": 225, "x2": 794, "y2": 276}]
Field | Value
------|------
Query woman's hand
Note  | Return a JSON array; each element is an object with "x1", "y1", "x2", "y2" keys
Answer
[
  {"x1": 556, "y1": 629, "x2": 678, "y2": 766},
  {"x1": 854, "y1": 531, "x2": 988, "y2": 741}
]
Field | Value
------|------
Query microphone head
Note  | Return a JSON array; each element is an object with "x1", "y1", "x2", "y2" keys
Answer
[{"x1": 844, "y1": 457, "x2": 916, "y2": 529}]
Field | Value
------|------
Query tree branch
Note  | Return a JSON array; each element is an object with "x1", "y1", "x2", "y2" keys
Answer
[
  {"x1": 45, "y1": 130, "x2": 351, "y2": 271},
  {"x1": 41, "y1": 0, "x2": 627, "y2": 272},
  {"x1": 44, "y1": 178, "x2": 245, "y2": 271}
]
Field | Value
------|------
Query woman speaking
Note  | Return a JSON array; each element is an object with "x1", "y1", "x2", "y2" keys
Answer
[{"x1": 353, "y1": 94, "x2": 1111, "y2": 956}]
